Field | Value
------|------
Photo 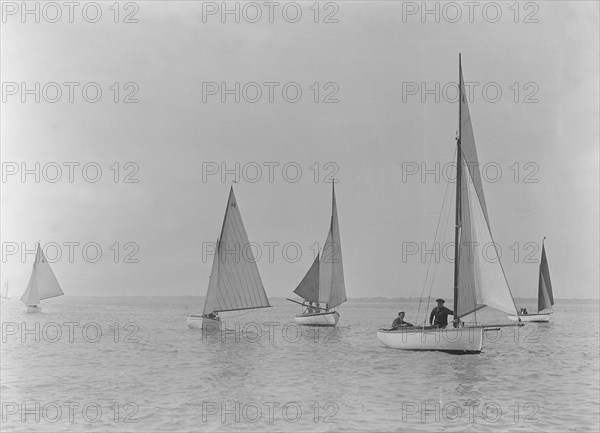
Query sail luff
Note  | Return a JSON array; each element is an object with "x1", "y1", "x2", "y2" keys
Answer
[{"x1": 537, "y1": 239, "x2": 554, "y2": 312}]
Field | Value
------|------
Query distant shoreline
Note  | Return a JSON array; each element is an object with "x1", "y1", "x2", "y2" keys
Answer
[{"x1": 16, "y1": 295, "x2": 597, "y2": 302}]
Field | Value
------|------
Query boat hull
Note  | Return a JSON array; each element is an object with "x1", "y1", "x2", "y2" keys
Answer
[
  {"x1": 26, "y1": 305, "x2": 41, "y2": 313},
  {"x1": 376, "y1": 326, "x2": 484, "y2": 354},
  {"x1": 508, "y1": 312, "x2": 552, "y2": 322},
  {"x1": 295, "y1": 311, "x2": 339, "y2": 327},
  {"x1": 186, "y1": 315, "x2": 222, "y2": 331}
]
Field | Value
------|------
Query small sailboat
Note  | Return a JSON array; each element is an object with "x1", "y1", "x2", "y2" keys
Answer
[
  {"x1": 20, "y1": 243, "x2": 64, "y2": 313},
  {"x1": 508, "y1": 238, "x2": 554, "y2": 322},
  {"x1": 186, "y1": 186, "x2": 271, "y2": 330},
  {"x1": 1, "y1": 280, "x2": 9, "y2": 299},
  {"x1": 287, "y1": 182, "x2": 346, "y2": 326},
  {"x1": 377, "y1": 55, "x2": 520, "y2": 353}
]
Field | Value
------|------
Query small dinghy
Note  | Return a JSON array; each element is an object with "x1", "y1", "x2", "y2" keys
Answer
[
  {"x1": 287, "y1": 182, "x2": 346, "y2": 327},
  {"x1": 20, "y1": 243, "x2": 64, "y2": 313},
  {"x1": 187, "y1": 186, "x2": 271, "y2": 331},
  {"x1": 508, "y1": 238, "x2": 554, "y2": 322}
]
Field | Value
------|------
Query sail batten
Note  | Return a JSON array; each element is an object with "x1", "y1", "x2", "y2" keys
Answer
[{"x1": 202, "y1": 188, "x2": 271, "y2": 315}]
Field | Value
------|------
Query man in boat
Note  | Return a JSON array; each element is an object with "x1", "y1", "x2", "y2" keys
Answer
[
  {"x1": 307, "y1": 302, "x2": 315, "y2": 314},
  {"x1": 429, "y1": 298, "x2": 454, "y2": 328},
  {"x1": 391, "y1": 311, "x2": 413, "y2": 330}
]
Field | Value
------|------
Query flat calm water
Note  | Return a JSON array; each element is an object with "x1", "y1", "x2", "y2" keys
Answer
[{"x1": 1, "y1": 297, "x2": 599, "y2": 432}]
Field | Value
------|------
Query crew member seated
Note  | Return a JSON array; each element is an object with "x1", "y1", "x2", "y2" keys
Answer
[{"x1": 391, "y1": 311, "x2": 413, "y2": 330}]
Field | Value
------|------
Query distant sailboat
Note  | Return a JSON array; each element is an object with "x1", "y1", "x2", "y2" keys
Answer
[
  {"x1": 1, "y1": 280, "x2": 9, "y2": 299},
  {"x1": 20, "y1": 243, "x2": 64, "y2": 313},
  {"x1": 287, "y1": 182, "x2": 346, "y2": 326},
  {"x1": 377, "y1": 55, "x2": 520, "y2": 353},
  {"x1": 186, "y1": 186, "x2": 271, "y2": 330},
  {"x1": 508, "y1": 238, "x2": 554, "y2": 322}
]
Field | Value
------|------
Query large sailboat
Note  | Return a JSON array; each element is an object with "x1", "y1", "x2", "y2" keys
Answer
[
  {"x1": 20, "y1": 243, "x2": 64, "y2": 313},
  {"x1": 377, "y1": 55, "x2": 520, "y2": 353},
  {"x1": 186, "y1": 186, "x2": 271, "y2": 330},
  {"x1": 508, "y1": 238, "x2": 554, "y2": 322},
  {"x1": 287, "y1": 182, "x2": 346, "y2": 326}
]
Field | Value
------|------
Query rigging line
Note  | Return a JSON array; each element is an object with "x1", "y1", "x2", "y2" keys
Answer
[
  {"x1": 417, "y1": 146, "x2": 457, "y2": 324},
  {"x1": 425, "y1": 165, "x2": 456, "y2": 322},
  {"x1": 423, "y1": 160, "x2": 456, "y2": 324}
]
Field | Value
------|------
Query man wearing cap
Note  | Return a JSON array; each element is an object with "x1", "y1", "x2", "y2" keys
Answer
[
  {"x1": 429, "y1": 298, "x2": 454, "y2": 328},
  {"x1": 391, "y1": 311, "x2": 413, "y2": 330}
]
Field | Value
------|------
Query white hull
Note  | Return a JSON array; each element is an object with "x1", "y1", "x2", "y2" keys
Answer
[
  {"x1": 376, "y1": 326, "x2": 484, "y2": 354},
  {"x1": 26, "y1": 305, "x2": 42, "y2": 313},
  {"x1": 508, "y1": 312, "x2": 552, "y2": 322},
  {"x1": 186, "y1": 315, "x2": 222, "y2": 331},
  {"x1": 295, "y1": 311, "x2": 339, "y2": 327}
]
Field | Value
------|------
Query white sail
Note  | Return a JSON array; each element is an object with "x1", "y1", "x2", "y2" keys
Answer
[
  {"x1": 457, "y1": 164, "x2": 519, "y2": 316},
  {"x1": 455, "y1": 63, "x2": 518, "y2": 318},
  {"x1": 202, "y1": 187, "x2": 270, "y2": 314},
  {"x1": 20, "y1": 244, "x2": 64, "y2": 306},
  {"x1": 1, "y1": 281, "x2": 8, "y2": 298},
  {"x1": 318, "y1": 183, "x2": 347, "y2": 309}
]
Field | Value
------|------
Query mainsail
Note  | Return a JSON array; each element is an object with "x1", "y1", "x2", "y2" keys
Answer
[
  {"x1": 293, "y1": 183, "x2": 347, "y2": 309},
  {"x1": 537, "y1": 240, "x2": 554, "y2": 312},
  {"x1": 20, "y1": 244, "x2": 64, "y2": 306},
  {"x1": 1, "y1": 281, "x2": 8, "y2": 298},
  {"x1": 454, "y1": 57, "x2": 518, "y2": 319},
  {"x1": 202, "y1": 187, "x2": 270, "y2": 315}
]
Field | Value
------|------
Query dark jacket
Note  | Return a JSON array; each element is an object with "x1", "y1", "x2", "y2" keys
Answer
[
  {"x1": 429, "y1": 306, "x2": 453, "y2": 327},
  {"x1": 392, "y1": 317, "x2": 413, "y2": 328}
]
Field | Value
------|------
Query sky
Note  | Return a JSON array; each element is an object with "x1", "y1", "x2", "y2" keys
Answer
[{"x1": 1, "y1": 1, "x2": 598, "y2": 300}]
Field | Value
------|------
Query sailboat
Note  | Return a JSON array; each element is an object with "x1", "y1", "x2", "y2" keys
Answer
[
  {"x1": 186, "y1": 186, "x2": 271, "y2": 330},
  {"x1": 508, "y1": 238, "x2": 554, "y2": 322},
  {"x1": 287, "y1": 182, "x2": 346, "y2": 326},
  {"x1": 1, "y1": 280, "x2": 9, "y2": 299},
  {"x1": 20, "y1": 243, "x2": 64, "y2": 313},
  {"x1": 377, "y1": 55, "x2": 520, "y2": 353}
]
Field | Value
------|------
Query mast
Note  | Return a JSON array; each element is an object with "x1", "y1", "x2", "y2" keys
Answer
[
  {"x1": 330, "y1": 180, "x2": 335, "y2": 307},
  {"x1": 453, "y1": 53, "x2": 462, "y2": 320},
  {"x1": 538, "y1": 236, "x2": 544, "y2": 312}
]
